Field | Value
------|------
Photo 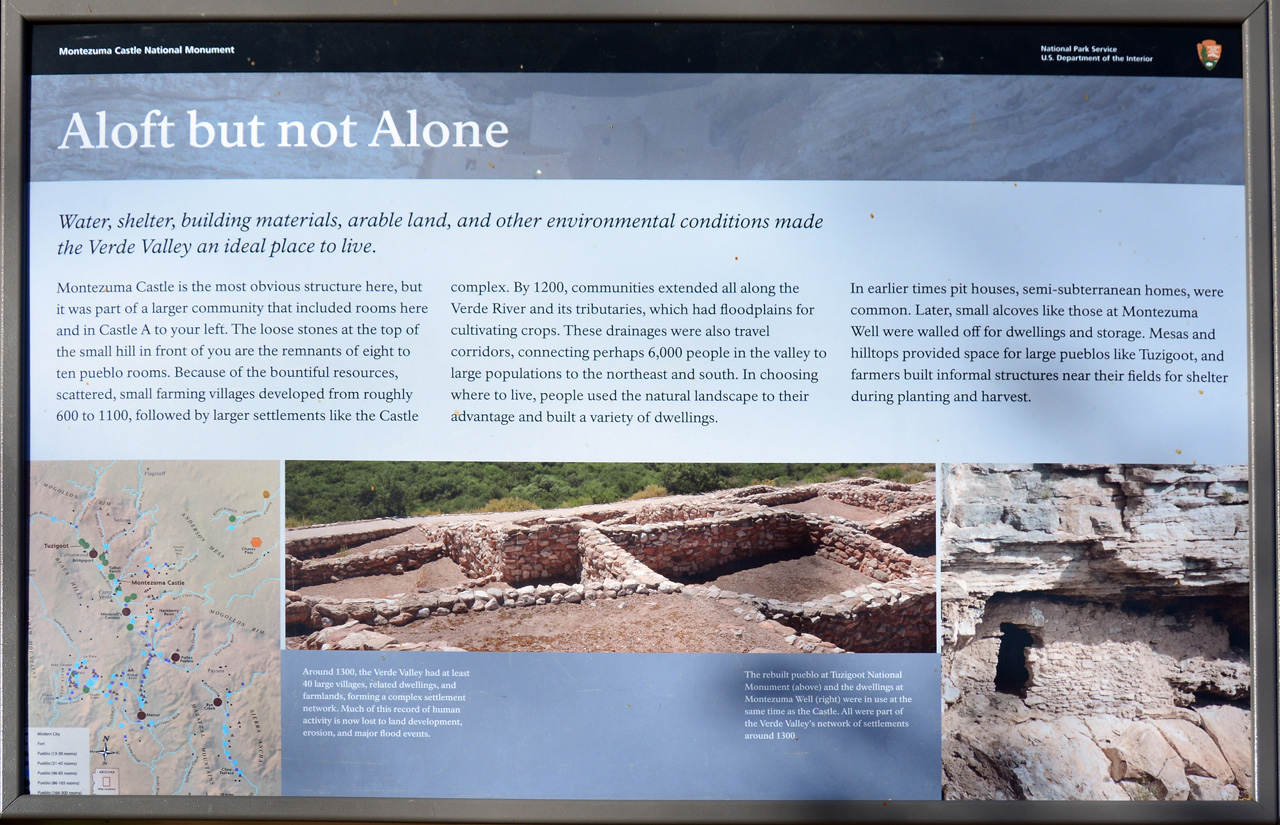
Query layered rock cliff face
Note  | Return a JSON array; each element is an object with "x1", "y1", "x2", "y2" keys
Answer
[{"x1": 941, "y1": 464, "x2": 1251, "y2": 801}]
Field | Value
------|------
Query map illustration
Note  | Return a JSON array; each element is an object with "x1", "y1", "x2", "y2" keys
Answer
[{"x1": 28, "y1": 460, "x2": 281, "y2": 795}]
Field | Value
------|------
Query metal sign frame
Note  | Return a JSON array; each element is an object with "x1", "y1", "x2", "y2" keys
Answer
[{"x1": 0, "y1": 1, "x2": 1275, "y2": 821}]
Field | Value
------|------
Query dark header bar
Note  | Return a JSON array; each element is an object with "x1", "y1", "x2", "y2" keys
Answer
[{"x1": 32, "y1": 21, "x2": 1242, "y2": 78}]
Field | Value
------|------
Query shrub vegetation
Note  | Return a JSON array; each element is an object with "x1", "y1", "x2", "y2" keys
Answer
[{"x1": 284, "y1": 462, "x2": 930, "y2": 525}]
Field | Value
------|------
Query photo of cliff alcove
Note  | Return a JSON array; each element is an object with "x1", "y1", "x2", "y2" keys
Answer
[
  {"x1": 940, "y1": 464, "x2": 1252, "y2": 801},
  {"x1": 283, "y1": 462, "x2": 937, "y2": 654}
]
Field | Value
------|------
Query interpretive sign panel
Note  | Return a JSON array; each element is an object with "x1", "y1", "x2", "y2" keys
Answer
[{"x1": 4, "y1": 12, "x2": 1273, "y2": 821}]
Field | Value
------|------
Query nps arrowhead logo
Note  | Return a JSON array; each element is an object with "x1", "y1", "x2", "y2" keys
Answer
[{"x1": 1196, "y1": 39, "x2": 1223, "y2": 71}]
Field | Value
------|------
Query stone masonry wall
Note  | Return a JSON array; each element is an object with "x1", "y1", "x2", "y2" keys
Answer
[
  {"x1": 288, "y1": 510, "x2": 928, "y2": 590},
  {"x1": 948, "y1": 597, "x2": 1247, "y2": 720},
  {"x1": 577, "y1": 526, "x2": 670, "y2": 589},
  {"x1": 287, "y1": 572, "x2": 936, "y2": 655},
  {"x1": 288, "y1": 542, "x2": 442, "y2": 588},
  {"x1": 810, "y1": 521, "x2": 929, "y2": 582},
  {"x1": 489, "y1": 518, "x2": 582, "y2": 584},
  {"x1": 601, "y1": 501, "x2": 739, "y2": 526},
  {"x1": 736, "y1": 478, "x2": 933, "y2": 513},
  {"x1": 287, "y1": 525, "x2": 417, "y2": 559},
  {"x1": 783, "y1": 582, "x2": 936, "y2": 654},
  {"x1": 286, "y1": 521, "x2": 571, "y2": 589},
  {"x1": 824, "y1": 480, "x2": 934, "y2": 514},
  {"x1": 287, "y1": 477, "x2": 939, "y2": 656},
  {"x1": 601, "y1": 510, "x2": 814, "y2": 578},
  {"x1": 431, "y1": 522, "x2": 504, "y2": 580},
  {"x1": 862, "y1": 502, "x2": 936, "y2": 555}
]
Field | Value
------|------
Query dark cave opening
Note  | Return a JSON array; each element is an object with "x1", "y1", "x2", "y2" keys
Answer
[
  {"x1": 1193, "y1": 690, "x2": 1251, "y2": 710},
  {"x1": 994, "y1": 622, "x2": 1036, "y2": 696}
]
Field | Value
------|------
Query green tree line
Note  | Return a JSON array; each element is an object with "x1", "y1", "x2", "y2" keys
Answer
[{"x1": 284, "y1": 462, "x2": 928, "y2": 525}]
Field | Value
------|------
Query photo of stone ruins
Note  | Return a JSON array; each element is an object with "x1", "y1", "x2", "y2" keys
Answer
[
  {"x1": 942, "y1": 464, "x2": 1252, "y2": 801},
  {"x1": 285, "y1": 473, "x2": 936, "y2": 655}
]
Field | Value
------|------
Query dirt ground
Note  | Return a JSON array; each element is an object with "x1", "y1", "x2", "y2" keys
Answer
[
  {"x1": 289, "y1": 551, "x2": 883, "y2": 653},
  {"x1": 308, "y1": 593, "x2": 805, "y2": 653},
  {"x1": 296, "y1": 570, "x2": 417, "y2": 600},
  {"x1": 412, "y1": 556, "x2": 467, "y2": 590},
  {"x1": 693, "y1": 553, "x2": 876, "y2": 602},
  {"x1": 297, "y1": 551, "x2": 873, "y2": 606},
  {"x1": 775, "y1": 496, "x2": 884, "y2": 522},
  {"x1": 296, "y1": 557, "x2": 464, "y2": 600},
  {"x1": 342, "y1": 527, "x2": 423, "y2": 553}
]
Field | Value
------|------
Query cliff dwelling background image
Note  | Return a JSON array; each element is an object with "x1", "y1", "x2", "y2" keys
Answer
[
  {"x1": 284, "y1": 462, "x2": 936, "y2": 654},
  {"x1": 941, "y1": 463, "x2": 1252, "y2": 801}
]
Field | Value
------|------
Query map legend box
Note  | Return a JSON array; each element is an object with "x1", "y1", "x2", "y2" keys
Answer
[{"x1": 27, "y1": 727, "x2": 88, "y2": 794}]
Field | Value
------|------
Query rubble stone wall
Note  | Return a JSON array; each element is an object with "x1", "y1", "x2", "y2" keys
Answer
[
  {"x1": 737, "y1": 477, "x2": 933, "y2": 512},
  {"x1": 287, "y1": 521, "x2": 581, "y2": 589},
  {"x1": 286, "y1": 476, "x2": 940, "y2": 655},
  {"x1": 949, "y1": 597, "x2": 1247, "y2": 719},
  {"x1": 862, "y1": 502, "x2": 936, "y2": 555},
  {"x1": 286, "y1": 572, "x2": 936, "y2": 655},
  {"x1": 417, "y1": 520, "x2": 585, "y2": 586},
  {"x1": 602, "y1": 501, "x2": 738, "y2": 526},
  {"x1": 810, "y1": 521, "x2": 929, "y2": 582},
  {"x1": 578, "y1": 526, "x2": 670, "y2": 588},
  {"x1": 825, "y1": 480, "x2": 934, "y2": 513},
  {"x1": 287, "y1": 542, "x2": 442, "y2": 588},
  {"x1": 288, "y1": 486, "x2": 936, "y2": 590},
  {"x1": 602, "y1": 511, "x2": 814, "y2": 578},
  {"x1": 427, "y1": 522, "x2": 500, "y2": 580},
  {"x1": 286, "y1": 525, "x2": 417, "y2": 559},
  {"x1": 783, "y1": 585, "x2": 936, "y2": 653},
  {"x1": 490, "y1": 520, "x2": 584, "y2": 584}
]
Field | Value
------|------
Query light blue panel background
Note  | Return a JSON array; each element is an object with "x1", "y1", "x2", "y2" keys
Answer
[{"x1": 281, "y1": 651, "x2": 942, "y2": 800}]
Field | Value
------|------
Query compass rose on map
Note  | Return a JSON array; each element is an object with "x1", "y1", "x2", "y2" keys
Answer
[{"x1": 92, "y1": 737, "x2": 117, "y2": 765}]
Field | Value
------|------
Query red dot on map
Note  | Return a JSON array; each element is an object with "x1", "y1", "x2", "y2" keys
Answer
[
  {"x1": 251, "y1": 537, "x2": 261, "y2": 548},
  {"x1": 213, "y1": 698, "x2": 223, "y2": 707},
  {"x1": 122, "y1": 608, "x2": 130, "y2": 616},
  {"x1": 89, "y1": 550, "x2": 98, "y2": 558},
  {"x1": 137, "y1": 711, "x2": 146, "y2": 720},
  {"x1": 171, "y1": 653, "x2": 180, "y2": 662},
  {"x1": 262, "y1": 490, "x2": 269, "y2": 498}
]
